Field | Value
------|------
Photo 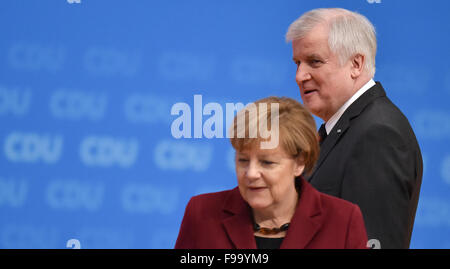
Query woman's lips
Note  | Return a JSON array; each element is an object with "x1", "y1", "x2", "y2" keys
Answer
[{"x1": 248, "y1": 187, "x2": 268, "y2": 192}]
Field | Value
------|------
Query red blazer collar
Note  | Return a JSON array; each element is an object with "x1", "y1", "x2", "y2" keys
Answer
[
  {"x1": 281, "y1": 178, "x2": 324, "y2": 249},
  {"x1": 221, "y1": 187, "x2": 256, "y2": 249},
  {"x1": 221, "y1": 178, "x2": 324, "y2": 249}
]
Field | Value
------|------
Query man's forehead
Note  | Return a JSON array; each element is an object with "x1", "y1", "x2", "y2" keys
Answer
[
  {"x1": 292, "y1": 24, "x2": 329, "y2": 53},
  {"x1": 292, "y1": 39, "x2": 329, "y2": 60}
]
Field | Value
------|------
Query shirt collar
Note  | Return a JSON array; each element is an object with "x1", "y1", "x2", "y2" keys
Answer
[{"x1": 324, "y1": 79, "x2": 376, "y2": 134}]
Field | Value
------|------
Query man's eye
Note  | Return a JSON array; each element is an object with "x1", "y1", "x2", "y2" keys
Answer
[
  {"x1": 238, "y1": 158, "x2": 249, "y2": 163},
  {"x1": 310, "y1": 59, "x2": 322, "y2": 65},
  {"x1": 261, "y1": 160, "x2": 275, "y2": 165}
]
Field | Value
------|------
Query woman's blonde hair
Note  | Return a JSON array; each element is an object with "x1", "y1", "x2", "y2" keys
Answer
[{"x1": 229, "y1": 96, "x2": 319, "y2": 175}]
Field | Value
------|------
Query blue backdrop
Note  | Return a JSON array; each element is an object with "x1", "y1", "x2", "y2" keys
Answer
[{"x1": 1, "y1": 0, "x2": 449, "y2": 249}]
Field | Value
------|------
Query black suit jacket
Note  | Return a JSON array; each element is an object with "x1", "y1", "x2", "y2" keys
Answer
[{"x1": 306, "y1": 82, "x2": 423, "y2": 249}]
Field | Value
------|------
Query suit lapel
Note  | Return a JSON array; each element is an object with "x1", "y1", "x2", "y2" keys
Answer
[
  {"x1": 307, "y1": 82, "x2": 387, "y2": 182},
  {"x1": 281, "y1": 178, "x2": 323, "y2": 249},
  {"x1": 221, "y1": 188, "x2": 257, "y2": 249},
  {"x1": 308, "y1": 121, "x2": 350, "y2": 180}
]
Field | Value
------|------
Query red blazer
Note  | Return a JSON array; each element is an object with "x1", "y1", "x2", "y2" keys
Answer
[{"x1": 175, "y1": 178, "x2": 368, "y2": 249}]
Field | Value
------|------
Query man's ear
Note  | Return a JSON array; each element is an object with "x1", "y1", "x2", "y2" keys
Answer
[{"x1": 350, "y1": 54, "x2": 365, "y2": 79}]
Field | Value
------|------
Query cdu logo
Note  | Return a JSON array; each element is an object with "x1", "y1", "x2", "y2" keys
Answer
[
  {"x1": 158, "y1": 51, "x2": 215, "y2": 81},
  {"x1": 414, "y1": 110, "x2": 450, "y2": 139},
  {"x1": 0, "y1": 225, "x2": 59, "y2": 249},
  {"x1": 124, "y1": 93, "x2": 170, "y2": 124},
  {"x1": 0, "y1": 85, "x2": 32, "y2": 117},
  {"x1": 46, "y1": 180, "x2": 104, "y2": 211},
  {"x1": 121, "y1": 183, "x2": 179, "y2": 214},
  {"x1": 153, "y1": 140, "x2": 212, "y2": 172},
  {"x1": 76, "y1": 227, "x2": 133, "y2": 249},
  {"x1": 49, "y1": 89, "x2": 108, "y2": 121},
  {"x1": 230, "y1": 57, "x2": 286, "y2": 86},
  {"x1": 3, "y1": 132, "x2": 63, "y2": 164},
  {"x1": 7, "y1": 43, "x2": 65, "y2": 73},
  {"x1": 227, "y1": 148, "x2": 236, "y2": 173},
  {"x1": 79, "y1": 136, "x2": 139, "y2": 168},
  {"x1": 441, "y1": 155, "x2": 450, "y2": 186},
  {"x1": 0, "y1": 177, "x2": 28, "y2": 208},
  {"x1": 415, "y1": 197, "x2": 450, "y2": 227},
  {"x1": 83, "y1": 47, "x2": 141, "y2": 77}
]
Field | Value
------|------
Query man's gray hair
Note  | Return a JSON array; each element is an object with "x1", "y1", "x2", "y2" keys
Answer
[{"x1": 286, "y1": 8, "x2": 377, "y2": 77}]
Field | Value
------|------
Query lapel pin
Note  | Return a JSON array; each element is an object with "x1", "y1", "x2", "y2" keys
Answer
[{"x1": 337, "y1": 129, "x2": 342, "y2": 133}]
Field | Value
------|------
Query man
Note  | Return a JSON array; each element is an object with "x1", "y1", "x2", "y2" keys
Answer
[{"x1": 285, "y1": 8, "x2": 423, "y2": 249}]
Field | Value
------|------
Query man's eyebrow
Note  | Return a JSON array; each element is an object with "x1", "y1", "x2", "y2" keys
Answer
[
  {"x1": 306, "y1": 53, "x2": 323, "y2": 59},
  {"x1": 293, "y1": 53, "x2": 323, "y2": 61}
]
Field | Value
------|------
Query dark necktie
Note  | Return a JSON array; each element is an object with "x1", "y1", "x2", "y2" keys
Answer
[{"x1": 318, "y1": 123, "x2": 327, "y2": 145}]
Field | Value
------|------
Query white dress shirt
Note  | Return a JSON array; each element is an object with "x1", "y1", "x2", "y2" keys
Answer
[{"x1": 324, "y1": 79, "x2": 376, "y2": 134}]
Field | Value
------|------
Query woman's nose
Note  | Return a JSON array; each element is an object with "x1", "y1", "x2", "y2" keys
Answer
[{"x1": 245, "y1": 161, "x2": 261, "y2": 179}]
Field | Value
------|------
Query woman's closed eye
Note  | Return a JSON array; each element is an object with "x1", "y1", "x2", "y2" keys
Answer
[{"x1": 261, "y1": 160, "x2": 275, "y2": 165}]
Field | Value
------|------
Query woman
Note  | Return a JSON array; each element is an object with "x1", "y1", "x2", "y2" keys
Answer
[{"x1": 175, "y1": 97, "x2": 368, "y2": 249}]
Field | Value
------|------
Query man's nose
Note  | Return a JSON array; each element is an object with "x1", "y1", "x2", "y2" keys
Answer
[{"x1": 295, "y1": 63, "x2": 311, "y2": 85}]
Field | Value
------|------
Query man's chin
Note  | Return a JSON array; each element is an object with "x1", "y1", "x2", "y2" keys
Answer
[{"x1": 303, "y1": 103, "x2": 322, "y2": 118}]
